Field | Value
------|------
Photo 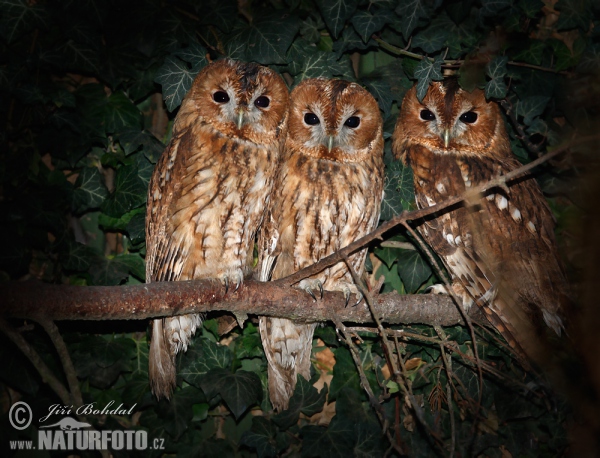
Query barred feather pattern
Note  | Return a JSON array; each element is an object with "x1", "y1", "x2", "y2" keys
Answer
[
  {"x1": 146, "y1": 60, "x2": 289, "y2": 399},
  {"x1": 258, "y1": 78, "x2": 384, "y2": 411},
  {"x1": 393, "y1": 82, "x2": 569, "y2": 363}
]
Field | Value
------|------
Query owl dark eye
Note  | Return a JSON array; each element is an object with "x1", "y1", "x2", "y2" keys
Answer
[
  {"x1": 213, "y1": 91, "x2": 230, "y2": 103},
  {"x1": 254, "y1": 96, "x2": 270, "y2": 108},
  {"x1": 459, "y1": 111, "x2": 478, "y2": 123},
  {"x1": 344, "y1": 116, "x2": 360, "y2": 128},
  {"x1": 420, "y1": 109, "x2": 436, "y2": 121},
  {"x1": 304, "y1": 113, "x2": 320, "y2": 125}
]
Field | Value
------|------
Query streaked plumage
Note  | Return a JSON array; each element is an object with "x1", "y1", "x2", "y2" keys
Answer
[
  {"x1": 146, "y1": 59, "x2": 289, "y2": 398},
  {"x1": 392, "y1": 81, "x2": 569, "y2": 362},
  {"x1": 258, "y1": 78, "x2": 385, "y2": 410}
]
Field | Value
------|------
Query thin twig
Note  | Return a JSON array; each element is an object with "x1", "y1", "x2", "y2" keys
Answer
[
  {"x1": 37, "y1": 319, "x2": 83, "y2": 407},
  {"x1": 0, "y1": 317, "x2": 71, "y2": 406}
]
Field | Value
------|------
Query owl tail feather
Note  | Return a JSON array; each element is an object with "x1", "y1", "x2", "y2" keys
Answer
[
  {"x1": 259, "y1": 317, "x2": 316, "y2": 411},
  {"x1": 149, "y1": 318, "x2": 176, "y2": 400}
]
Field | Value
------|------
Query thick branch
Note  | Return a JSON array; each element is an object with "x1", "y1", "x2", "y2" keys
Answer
[{"x1": 0, "y1": 279, "x2": 468, "y2": 326}]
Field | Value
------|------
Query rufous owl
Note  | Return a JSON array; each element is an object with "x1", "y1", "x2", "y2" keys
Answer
[
  {"x1": 392, "y1": 80, "x2": 569, "y2": 363},
  {"x1": 146, "y1": 59, "x2": 289, "y2": 399},
  {"x1": 258, "y1": 78, "x2": 385, "y2": 410}
]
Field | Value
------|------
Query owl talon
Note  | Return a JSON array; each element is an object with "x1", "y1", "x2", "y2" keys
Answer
[
  {"x1": 425, "y1": 284, "x2": 448, "y2": 295},
  {"x1": 223, "y1": 276, "x2": 229, "y2": 294},
  {"x1": 353, "y1": 291, "x2": 364, "y2": 307},
  {"x1": 344, "y1": 289, "x2": 351, "y2": 307},
  {"x1": 298, "y1": 279, "x2": 323, "y2": 302}
]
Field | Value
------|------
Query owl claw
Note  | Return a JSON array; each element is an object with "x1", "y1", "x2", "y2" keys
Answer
[
  {"x1": 344, "y1": 289, "x2": 351, "y2": 307},
  {"x1": 298, "y1": 279, "x2": 323, "y2": 302},
  {"x1": 425, "y1": 284, "x2": 448, "y2": 295},
  {"x1": 220, "y1": 270, "x2": 244, "y2": 295},
  {"x1": 223, "y1": 276, "x2": 229, "y2": 294}
]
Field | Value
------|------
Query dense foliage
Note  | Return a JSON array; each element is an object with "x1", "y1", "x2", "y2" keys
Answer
[{"x1": 1, "y1": 0, "x2": 598, "y2": 456}]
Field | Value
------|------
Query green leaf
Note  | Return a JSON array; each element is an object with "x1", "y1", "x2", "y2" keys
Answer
[
  {"x1": 300, "y1": 16, "x2": 324, "y2": 44},
  {"x1": 519, "y1": 0, "x2": 544, "y2": 18},
  {"x1": 329, "y1": 347, "x2": 361, "y2": 401},
  {"x1": 180, "y1": 337, "x2": 232, "y2": 387},
  {"x1": 484, "y1": 78, "x2": 508, "y2": 99},
  {"x1": 301, "y1": 416, "x2": 355, "y2": 457},
  {"x1": 88, "y1": 256, "x2": 131, "y2": 286},
  {"x1": 156, "y1": 386, "x2": 204, "y2": 439},
  {"x1": 101, "y1": 162, "x2": 147, "y2": 217},
  {"x1": 362, "y1": 77, "x2": 394, "y2": 120},
  {"x1": 72, "y1": 167, "x2": 108, "y2": 213},
  {"x1": 196, "y1": 0, "x2": 238, "y2": 33},
  {"x1": 373, "y1": 246, "x2": 402, "y2": 269},
  {"x1": 0, "y1": 0, "x2": 48, "y2": 43},
  {"x1": 332, "y1": 26, "x2": 375, "y2": 58},
  {"x1": 115, "y1": 253, "x2": 146, "y2": 281},
  {"x1": 126, "y1": 211, "x2": 146, "y2": 245},
  {"x1": 396, "y1": 249, "x2": 432, "y2": 293},
  {"x1": 412, "y1": 21, "x2": 449, "y2": 54},
  {"x1": 513, "y1": 40, "x2": 546, "y2": 66},
  {"x1": 118, "y1": 128, "x2": 165, "y2": 160},
  {"x1": 155, "y1": 56, "x2": 196, "y2": 112},
  {"x1": 226, "y1": 11, "x2": 300, "y2": 65},
  {"x1": 240, "y1": 416, "x2": 279, "y2": 458},
  {"x1": 315, "y1": 0, "x2": 359, "y2": 39},
  {"x1": 395, "y1": 0, "x2": 429, "y2": 39},
  {"x1": 414, "y1": 55, "x2": 444, "y2": 101},
  {"x1": 577, "y1": 43, "x2": 600, "y2": 72},
  {"x1": 174, "y1": 42, "x2": 209, "y2": 73},
  {"x1": 516, "y1": 95, "x2": 550, "y2": 125},
  {"x1": 486, "y1": 56, "x2": 508, "y2": 79},
  {"x1": 480, "y1": 0, "x2": 512, "y2": 16},
  {"x1": 199, "y1": 369, "x2": 262, "y2": 419},
  {"x1": 351, "y1": 10, "x2": 387, "y2": 43},
  {"x1": 273, "y1": 376, "x2": 327, "y2": 429},
  {"x1": 61, "y1": 241, "x2": 96, "y2": 272},
  {"x1": 555, "y1": 0, "x2": 592, "y2": 30}
]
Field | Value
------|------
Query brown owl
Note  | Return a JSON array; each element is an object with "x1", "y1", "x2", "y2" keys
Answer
[
  {"x1": 146, "y1": 59, "x2": 289, "y2": 399},
  {"x1": 258, "y1": 78, "x2": 385, "y2": 411},
  {"x1": 392, "y1": 80, "x2": 569, "y2": 363}
]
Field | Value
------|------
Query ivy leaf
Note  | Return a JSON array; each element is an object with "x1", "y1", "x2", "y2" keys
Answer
[
  {"x1": 273, "y1": 376, "x2": 327, "y2": 429},
  {"x1": 61, "y1": 241, "x2": 96, "y2": 272},
  {"x1": 101, "y1": 162, "x2": 147, "y2": 217},
  {"x1": 126, "y1": 212, "x2": 146, "y2": 245},
  {"x1": 315, "y1": 0, "x2": 359, "y2": 39},
  {"x1": 199, "y1": 369, "x2": 262, "y2": 419},
  {"x1": 485, "y1": 56, "x2": 509, "y2": 99},
  {"x1": 117, "y1": 128, "x2": 165, "y2": 160},
  {"x1": 380, "y1": 163, "x2": 404, "y2": 220},
  {"x1": 395, "y1": 0, "x2": 428, "y2": 39},
  {"x1": 88, "y1": 256, "x2": 131, "y2": 286},
  {"x1": 292, "y1": 49, "x2": 353, "y2": 82},
  {"x1": 115, "y1": 253, "x2": 146, "y2": 281},
  {"x1": 0, "y1": 0, "x2": 48, "y2": 43},
  {"x1": 480, "y1": 0, "x2": 512, "y2": 16},
  {"x1": 332, "y1": 26, "x2": 374, "y2": 59},
  {"x1": 329, "y1": 347, "x2": 361, "y2": 401},
  {"x1": 414, "y1": 55, "x2": 444, "y2": 101},
  {"x1": 519, "y1": 0, "x2": 544, "y2": 18},
  {"x1": 577, "y1": 43, "x2": 600, "y2": 72},
  {"x1": 174, "y1": 42, "x2": 209, "y2": 73},
  {"x1": 555, "y1": 0, "x2": 592, "y2": 30},
  {"x1": 300, "y1": 16, "x2": 324, "y2": 44},
  {"x1": 412, "y1": 21, "x2": 450, "y2": 54},
  {"x1": 156, "y1": 386, "x2": 204, "y2": 439},
  {"x1": 240, "y1": 416, "x2": 279, "y2": 458},
  {"x1": 301, "y1": 416, "x2": 355, "y2": 458},
  {"x1": 180, "y1": 338, "x2": 232, "y2": 387},
  {"x1": 516, "y1": 95, "x2": 550, "y2": 125},
  {"x1": 104, "y1": 92, "x2": 142, "y2": 133},
  {"x1": 350, "y1": 10, "x2": 387, "y2": 43},
  {"x1": 396, "y1": 250, "x2": 432, "y2": 293},
  {"x1": 362, "y1": 77, "x2": 395, "y2": 120},
  {"x1": 196, "y1": 0, "x2": 238, "y2": 33},
  {"x1": 514, "y1": 40, "x2": 545, "y2": 66},
  {"x1": 155, "y1": 56, "x2": 196, "y2": 112},
  {"x1": 226, "y1": 11, "x2": 300, "y2": 64},
  {"x1": 72, "y1": 167, "x2": 108, "y2": 213}
]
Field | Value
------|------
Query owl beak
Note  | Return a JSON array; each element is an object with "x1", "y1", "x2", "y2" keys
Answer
[
  {"x1": 236, "y1": 109, "x2": 245, "y2": 129},
  {"x1": 326, "y1": 135, "x2": 335, "y2": 153},
  {"x1": 442, "y1": 129, "x2": 451, "y2": 148}
]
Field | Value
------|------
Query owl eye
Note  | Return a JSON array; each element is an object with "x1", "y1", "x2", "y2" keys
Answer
[
  {"x1": 459, "y1": 111, "x2": 478, "y2": 123},
  {"x1": 213, "y1": 91, "x2": 230, "y2": 103},
  {"x1": 420, "y1": 109, "x2": 436, "y2": 121},
  {"x1": 344, "y1": 116, "x2": 360, "y2": 128},
  {"x1": 254, "y1": 96, "x2": 270, "y2": 108},
  {"x1": 304, "y1": 113, "x2": 320, "y2": 125}
]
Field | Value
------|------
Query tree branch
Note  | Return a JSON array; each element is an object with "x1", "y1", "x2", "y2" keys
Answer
[{"x1": 0, "y1": 279, "x2": 468, "y2": 326}]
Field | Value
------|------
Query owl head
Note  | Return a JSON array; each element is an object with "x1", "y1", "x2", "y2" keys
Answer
[
  {"x1": 286, "y1": 78, "x2": 383, "y2": 164},
  {"x1": 175, "y1": 59, "x2": 289, "y2": 145},
  {"x1": 393, "y1": 80, "x2": 510, "y2": 160}
]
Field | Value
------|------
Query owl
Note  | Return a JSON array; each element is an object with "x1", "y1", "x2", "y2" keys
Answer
[
  {"x1": 258, "y1": 78, "x2": 385, "y2": 411},
  {"x1": 392, "y1": 80, "x2": 569, "y2": 363},
  {"x1": 146, "y1": 59, "x2": 289, "y2": 399}
]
